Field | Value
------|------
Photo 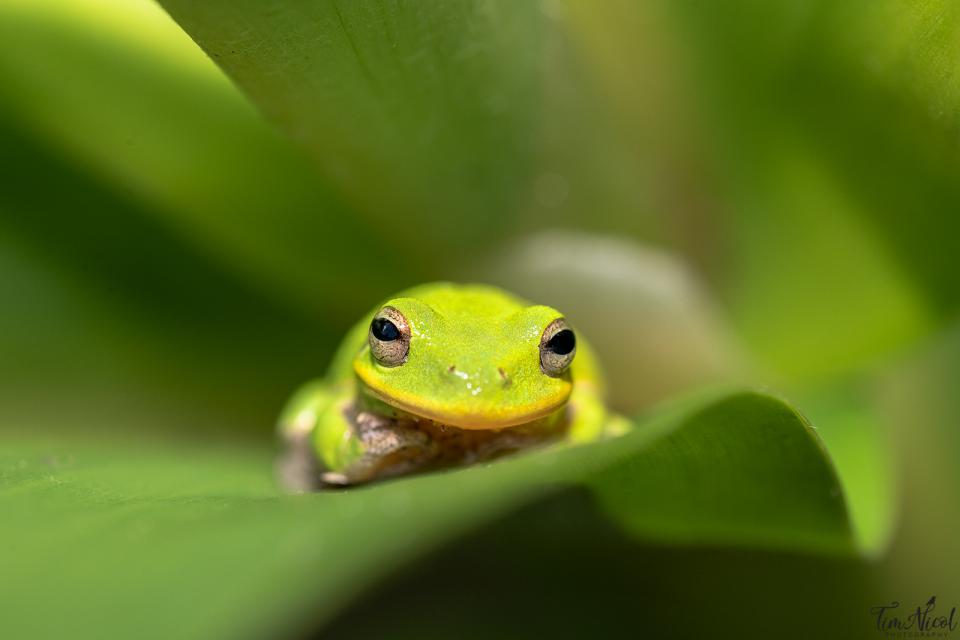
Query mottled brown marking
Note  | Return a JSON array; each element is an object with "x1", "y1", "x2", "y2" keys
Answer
[{"x1": 327, "y1": 402, "x2": 569, "y2": 485}]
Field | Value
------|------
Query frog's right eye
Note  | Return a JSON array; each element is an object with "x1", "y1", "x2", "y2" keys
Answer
[{"x1": 368, "y1": 306, "x2": 410, "y2": 367}]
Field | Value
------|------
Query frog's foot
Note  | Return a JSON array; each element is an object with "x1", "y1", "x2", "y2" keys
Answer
[{"x1": 327, "y1": 410, "x2": 441, "y2": 486}]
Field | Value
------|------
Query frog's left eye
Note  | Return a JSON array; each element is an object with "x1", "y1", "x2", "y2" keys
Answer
[
  {"x1": 539, "y1": 318, "x2": 576, "y2": 377},
  {"x1": 368, "y1": 306, "x2": 410, "y2": 367}
]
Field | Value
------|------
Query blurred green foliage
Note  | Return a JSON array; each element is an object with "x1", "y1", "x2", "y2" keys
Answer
[{"x1": 0, "y1": 0, "x2": 957, "y2": 638}]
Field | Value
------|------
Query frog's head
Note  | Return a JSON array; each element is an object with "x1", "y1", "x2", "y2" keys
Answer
[{"x1": 353, "y1": 284, "x2": 576, "y2": 430}]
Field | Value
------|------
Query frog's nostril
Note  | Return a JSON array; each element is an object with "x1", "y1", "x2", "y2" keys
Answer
[
  {"x1": 447, "y1": 365, "x2": 470, "y2": 382},
  {"x1": 498, "y1": 367, "x2": 511, "y2": 388}
]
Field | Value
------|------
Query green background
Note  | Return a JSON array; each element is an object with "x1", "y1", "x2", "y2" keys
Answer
[{"x1": 1, "y1": 1, "x2": 958, "y2": 638}]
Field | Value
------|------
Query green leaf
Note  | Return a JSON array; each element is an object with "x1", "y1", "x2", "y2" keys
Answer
[
  {"x1": 874, "y1": 327, "x2": 960, "y2": 582},
  {"x1": 0, "y1": 87, "x2": 350, "y2": 430},
  {"x1": 659, "y1": 0, "x2": 958, "y2": 379},
  {"x1": 0, "y1": 391, "x2": 859, "y2": 639},
  {"x1": 157, "y1": 0, "x2": 543, "y2": 253},
  {"x1": 0, "y1": 135, "x2": 313, "y2": 430},
  {"x1": 0, "y1": 0, "x2": 423, "y2": 316},
  {"x1": 794, "y1": 382, "x2": 898, "y2": 557},
  {"x1": 591, "y1": 392, "x2": 854, "y2": 552},
  {"x1": 556, "y1": 0, "x2": 959, "y2": 380}
]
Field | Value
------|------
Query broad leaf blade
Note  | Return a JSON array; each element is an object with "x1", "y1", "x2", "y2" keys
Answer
[
  {"x1": 0, "y1": 391, "x2": 856, "y2": 639},
  {"x1": 659, "y1": 0, "x2": 957, "y2": 379},
  {"x1": 0, "y1": 0, "x2": 422, "y2": 316},
  {"x1": 594, "y1": 392, "x2": 853, "y2": 553},
  {"x1": 158, "y1": 0, "x2": 543, "y2": 253}
]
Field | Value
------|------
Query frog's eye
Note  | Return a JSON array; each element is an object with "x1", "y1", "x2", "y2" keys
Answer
[
  {"x1": 368, "y1": 306, "x2": 410, "y2": 367},
  {"x1": 539, "y1": 318, "x2": 576, "y2": 377}
]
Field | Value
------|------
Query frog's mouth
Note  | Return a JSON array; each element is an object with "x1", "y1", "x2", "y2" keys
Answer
[{"x1": 358, "y1": 382, "x2": 568, "y2": 430}]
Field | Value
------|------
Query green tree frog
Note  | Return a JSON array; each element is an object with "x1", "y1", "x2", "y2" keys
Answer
[{"x1": 278, "y1": 282, "x2": 627, "y2": 489}]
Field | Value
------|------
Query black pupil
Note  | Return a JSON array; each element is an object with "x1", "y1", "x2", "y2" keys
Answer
[
  {"x1": 547, "y1": 329, "x2": 576, "y2": 355},
  {"x1": 371, "y1": 318, "x2": 400, "y2": 341}
]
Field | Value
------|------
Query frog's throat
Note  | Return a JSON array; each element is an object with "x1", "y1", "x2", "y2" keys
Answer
[{"x1": 356, "y1": 377, "x2": 569, "y2": 430}]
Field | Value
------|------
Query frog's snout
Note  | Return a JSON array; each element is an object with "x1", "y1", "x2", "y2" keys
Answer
[{"x1": 446, "y1": 364, "x2": 512, "y2": 389}]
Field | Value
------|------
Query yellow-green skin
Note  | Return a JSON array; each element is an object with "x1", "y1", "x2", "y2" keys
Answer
[{"x1": 279, "y1": 283, "x2": 625, "y2": 486}]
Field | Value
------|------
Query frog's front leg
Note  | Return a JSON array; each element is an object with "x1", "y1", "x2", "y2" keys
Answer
[
  {"x1": 320, "y1": 410, "x2": 440, "y2": 486},
  {"x1": 567, "y1": 381, "x2": 631, "y2": 444},
  {"x1": 280, "y1": 381, "x2": 441, "y2": 489},
  {"x1": 277, "y1": 379, "x2": 335, "y2": 492}
]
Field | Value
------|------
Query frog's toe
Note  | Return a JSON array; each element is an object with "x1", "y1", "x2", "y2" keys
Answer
[{"x1": 320, "y1": 471, "x2": 351, "y2": 486}]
